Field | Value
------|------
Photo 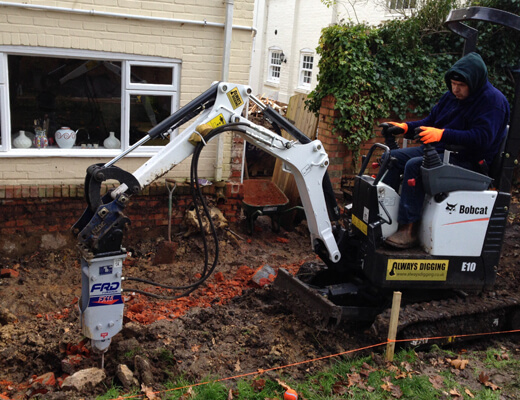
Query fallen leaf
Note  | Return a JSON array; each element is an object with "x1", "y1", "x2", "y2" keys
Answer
[
  {"x1": 478, "y1": 371, "x2": 501, "y2": 391},
  {"x1": 429, "y1": 375, "x2": 444, "y2": 390},
  {"x1": 362, "y1": 362, "x2": 377, "y2": 372},
  {"x1": 227, "y1": 388, "x2": 233, "y2": 400},
  {"x1": 347, "y1": 372, "x2": 363, "y2": 387},
  {"x1": 495, "y1": 351, "x2": 509, "y2": 361},
  {"x1": 394, "y1": 371, "x2": 407, "y2": 379},
  {"x1": 478, "y1": 371, "x2": 489, "y2": 385},
  {"x1": 450, "y1": 359, "x2": 469, "y2": 370},
  {"x1": 252, "y1": 379, "x2": 266, "y2": 391},
  {"x1": 400, "y1": 361, "x2": 413, "y2": 372},
  {"x1": 141, "y1": 384, "x2": 159, "y2": 399},
  {"x1": 332, "y1": 381, "x2": 349, "y2": 395},
  {"x1": 234, "y1": 359, "x2": 241, "y2": 372},
  {"x1": 450, "y1": 388, "x2": 461, "y2": 396},
  {"x1": 381, "y1": 382, "x2": 393, "y2": 392},
  {"x1": 465, "y1": 387, "x2": 475, "y2": 398},
  {"x1": 391, "y1": 384, "x2": 403, "y2": 398},
  {"x1": 484, "y1": 380, "x2": 501, "y2": 391},
  {"x1": 387, "y1": 364, "x2": 399, "y2": 373}
]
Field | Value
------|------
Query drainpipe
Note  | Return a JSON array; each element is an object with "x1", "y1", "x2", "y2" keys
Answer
[{"x1": 215, "y1": 0, "x2": 234, "y2": 182}]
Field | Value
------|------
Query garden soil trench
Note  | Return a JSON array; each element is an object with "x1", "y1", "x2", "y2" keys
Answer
[{"x1": 1, "y1": 199, "x2": 520, "y2": 399}]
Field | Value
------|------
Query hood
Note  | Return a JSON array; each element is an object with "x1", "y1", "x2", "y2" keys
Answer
[{"x1": 444, "y1": 52, "x2": 488, "y2": 96}]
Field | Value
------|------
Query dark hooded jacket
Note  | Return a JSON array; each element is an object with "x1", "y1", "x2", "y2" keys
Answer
[{"x1": 407, "y1": 52, "x2": 510, "y2": 165}]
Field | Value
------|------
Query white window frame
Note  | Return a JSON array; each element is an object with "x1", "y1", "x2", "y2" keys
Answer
[
  {"x1": 124, "y1": 89, "x2": 178, "y2": 149},
  {"x1": 0, "y1": 53, "x2": 9, "y2": 152},
  {"x1": 298, "y1": 50, "x2": 314, "y2": 90},
  {"x1": 0, "y1": 46, "x2": 181, "y2": 158},
  {"x1": 267, "y1": 47, "x2": 283, "y2": 84},
  {"x1": 387, "y1": 0, "x2": 416, "y2": 11}
]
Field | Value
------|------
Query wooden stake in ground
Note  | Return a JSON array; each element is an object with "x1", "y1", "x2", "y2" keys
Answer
[{"x1": 385, "y1": 291, "x2": 402, "y2": 362}]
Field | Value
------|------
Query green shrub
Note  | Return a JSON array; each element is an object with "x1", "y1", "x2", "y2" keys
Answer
[{"x1": 309, "y1": 0, "x2": 520, "y2": 149}]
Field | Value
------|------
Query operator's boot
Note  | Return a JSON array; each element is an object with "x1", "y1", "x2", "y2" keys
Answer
[{"x1": 384, "y1": 222, "x2": 418, "y2": 249}]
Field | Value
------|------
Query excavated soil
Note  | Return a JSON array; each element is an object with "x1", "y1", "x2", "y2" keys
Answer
[{"x1": 1, "y1": 194, "x2": 520, "y2": 399}]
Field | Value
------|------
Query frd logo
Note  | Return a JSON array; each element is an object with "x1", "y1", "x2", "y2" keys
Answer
[
  {"x1": 100, "y1": 332, "x2": 109, "y2": 338},
  {"x1": 90, "y1": 282, "x2": 120, "y2": 293}
]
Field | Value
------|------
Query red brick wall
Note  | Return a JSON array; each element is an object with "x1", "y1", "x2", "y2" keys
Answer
[
  {"x1": 318, "y1": 95, "x2": 423, "y2": 190},
  {"x1": 0, "y1": 181, "x2": 244, "y2": 257}
]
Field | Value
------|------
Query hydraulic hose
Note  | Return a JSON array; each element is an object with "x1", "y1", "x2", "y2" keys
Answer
[{"x1": 123, "y1": 123, "x2": 250, "y2": 300}]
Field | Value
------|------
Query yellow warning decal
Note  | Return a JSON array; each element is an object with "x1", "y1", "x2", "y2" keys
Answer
[
  {"x1": 352, "y1": 214, "x2": 367, "y2": 235},
  {"x1": 227, "y1": 87, "x2": 244, "y2": 109},
  {"x1": 386, "y1": 259, "x2": 449, "y2": 281},
  {"x1": 208, "y1": 114, "x2": 226, "y2": 129}
]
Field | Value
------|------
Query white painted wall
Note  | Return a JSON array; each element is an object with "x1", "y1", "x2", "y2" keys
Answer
[{"x1": 250, "y1": 0, "x2": 395, "y2": 103}]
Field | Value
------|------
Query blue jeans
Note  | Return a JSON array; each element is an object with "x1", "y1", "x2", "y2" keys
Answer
[{"x1": 382, "y1": 146, "x2": 475, "y2": 224}]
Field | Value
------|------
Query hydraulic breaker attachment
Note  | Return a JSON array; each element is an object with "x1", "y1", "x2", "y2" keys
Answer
[{"x1": 79, "y1": 252, "x2": 126, "y2": 353}]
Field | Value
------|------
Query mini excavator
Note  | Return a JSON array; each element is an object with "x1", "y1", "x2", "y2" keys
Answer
[{"x1": 73, "y1": 7, "x2": 520, "y2": 354}]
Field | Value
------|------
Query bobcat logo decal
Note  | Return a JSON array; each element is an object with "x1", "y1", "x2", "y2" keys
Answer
[{"x1": 446, "y1": 203, "x2": 457, "y2": 214}]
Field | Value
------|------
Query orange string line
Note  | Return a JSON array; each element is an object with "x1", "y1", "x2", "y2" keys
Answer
[{"x1": 111, "y1": 328, "x2": 520, "y2": 400}]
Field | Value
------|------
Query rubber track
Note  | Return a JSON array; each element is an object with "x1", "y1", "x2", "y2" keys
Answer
[{"x1": 370, "y1": 292, "x2": 520, "y2": 344}]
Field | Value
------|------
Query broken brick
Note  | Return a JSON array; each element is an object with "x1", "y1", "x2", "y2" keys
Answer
[
  {"x1": 0, "y1": 269, "x2": 19, "y2": 279},
  {"x1": 30, "y1": 372, "x2": 56, "y2": 387}
]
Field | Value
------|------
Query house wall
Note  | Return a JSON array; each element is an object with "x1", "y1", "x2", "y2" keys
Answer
[
  {"x1": 0, "y1": 0, "x2": 255, "y2": 185},
  {"x1": 250, "y1": 0, "x2": 393, "y2": 103},
  {"x1": 336, "y1": 0, "x2": 395, "y2": 25},
  {"x1": 251, "y1": 0, "x2": 332, "y2": 103}
]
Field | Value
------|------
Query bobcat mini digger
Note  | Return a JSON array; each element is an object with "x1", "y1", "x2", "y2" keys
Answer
[{"x1": 73, "y1": 6, "x2": 520, "y2": 353}]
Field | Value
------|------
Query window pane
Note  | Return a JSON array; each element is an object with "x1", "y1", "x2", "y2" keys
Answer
[
  {"x1": 270, "y1": 65, "x2": 281, "y2": 79},
  {"x1": 130, "y1": 65, "x2": 173, "y2": 85},
  {"x1": 303, "y1": 70, "x2": 312, "y2": 84},
  {"x1": 8, "y1": 55, "x2": 121, "y2": 148},
  {"x1": 271, "y1": 52, "x2": 282, "y2": 66},
  {"x1": 303, "y1": 55, "x2": 313, "y2": 70},
  {"x1": 129, "y1": 95, "x2": 172, "y2": 146}
]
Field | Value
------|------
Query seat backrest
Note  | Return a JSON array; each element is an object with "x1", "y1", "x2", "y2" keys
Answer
[{"x1": 488, "y1": 127, "x2": 508, "y2": 186}]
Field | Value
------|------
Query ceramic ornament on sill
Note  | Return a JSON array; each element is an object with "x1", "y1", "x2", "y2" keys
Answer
[
  {"x1": 13, "y1": 130, "x2": 32, "y2": 148},
  {"x1": 55, "y1": 127, "x2": 77, "y2": 149},
  {"x1": 33, "y1": 128, "x2": 48, "y2": 149},
  {"x1": 103, "y1": 131, "x2": 121, "y2": 149}
]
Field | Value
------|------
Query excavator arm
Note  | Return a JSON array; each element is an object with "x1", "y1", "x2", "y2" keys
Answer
[{"x1": 72, "y1": 81, "x2": 342, "y2": 353}]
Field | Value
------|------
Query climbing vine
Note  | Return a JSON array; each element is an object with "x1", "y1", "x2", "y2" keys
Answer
[{"x1": 308, "y1": 0, "x2": 520, "y2": 149}]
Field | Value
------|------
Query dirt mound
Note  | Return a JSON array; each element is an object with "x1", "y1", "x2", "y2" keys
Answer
[{"x1": 1, "y1": 199, "x2": 520, "y2": 399}]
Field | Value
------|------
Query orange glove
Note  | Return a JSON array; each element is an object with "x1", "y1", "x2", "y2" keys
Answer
[
  {"x1": 418, "y1": 126, "x2": 444, "y2": 144},
  {"x1": 388, "y1": 121, "x2": 408, "y2": 134}
]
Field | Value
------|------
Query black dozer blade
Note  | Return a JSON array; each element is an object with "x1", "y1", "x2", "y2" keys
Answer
[{"x1": 273, "y1": 268, "x2": 343, "y2": 328}]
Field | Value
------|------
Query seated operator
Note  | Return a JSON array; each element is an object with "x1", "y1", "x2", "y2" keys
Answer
[{"x1": 381, "y1": 52, "x2": 510, "y2": 249}]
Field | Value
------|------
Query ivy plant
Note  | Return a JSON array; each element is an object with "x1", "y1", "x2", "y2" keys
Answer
[{"x1": 309, "y1": 0, "x2": 520, "y2": 150}]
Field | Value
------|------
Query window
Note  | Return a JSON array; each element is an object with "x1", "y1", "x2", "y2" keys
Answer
[
  {"x1": 0, "y1": 47, "x2": 179, "y2": 156},
  {"x1": 299, "y1": 52, "x2": 314, "y2": 89},
  {"x1": 268, "y1": 49, "x2": 282, "y2": 83},
  {"x1": 0, "y1": 53, "x2": 7, "y2": 152},
  {"x1": 387, "y1": 0, "x2": 416, "y2": 9}
]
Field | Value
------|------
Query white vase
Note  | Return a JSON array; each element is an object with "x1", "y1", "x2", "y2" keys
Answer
[
  {"x1": 55, "y1": 127, "x2": 77, "y2": 149},
  {"x1": 103, "y1": 132, "x2": 121, "y2": 149},
  {"x1": 13, "y1": 130, "x2": 32, "y2": 148}
]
